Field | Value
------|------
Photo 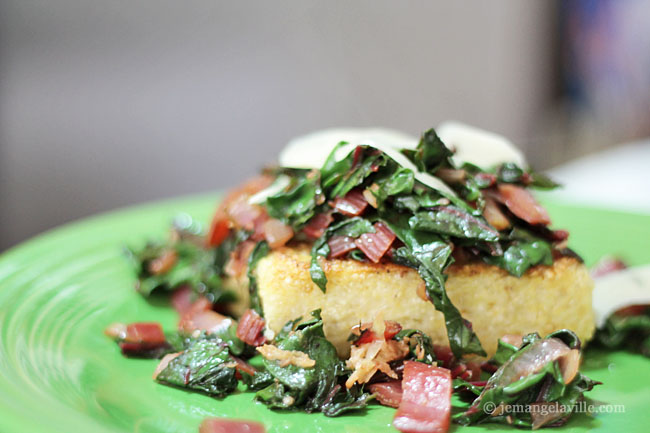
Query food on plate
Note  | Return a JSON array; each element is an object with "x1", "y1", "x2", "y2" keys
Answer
[
  {"x1": 455, "y1": 330, "x2": 600, "y2": 429},
  {"x1": 392, "y1": 361, "x2": 452, "y2": 433},
  {"x1": 108, "y1": 123, "x2": 607, "y2": 431},
  {"x1": 590, "y1": 257, "x2": 650, "y2": 357}
]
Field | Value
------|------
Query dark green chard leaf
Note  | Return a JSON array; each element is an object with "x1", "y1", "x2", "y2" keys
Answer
[
  {"x1": 241, "y1": 369, "x2": 274, "y2": 390},
  {"x1": 594, "y1": 308, "x2": 650, "y2": 357},
  {"x1": 404, "y1": 128, "x2": 453, "y2": 173},
  {"x1": 384, "y1": 213, "x2": 486, "y2": 357},
  {"x1": 128, "y1": 239, "x2": 235, "y2": 304},
  {"x1": 371, "y1": 165, "x2": 415, "y2": 207},
  {"x1": 497, "y1": 162, "x2": 525, "y2": 183},
  {"x1": 155, "y1": 339, "x2": 238, "y2": 397},
  {"x1": 392, "y1": 190, "x2": 447, "y2": 213},
  {"x1": 309, "y1": 218, "x2": 375, "y2": 291},
  {"x1": 528, "y1": 171, "x2": 561, "y2": 189},
  {"x1": 247, "y1": 241, "x2": 270, "y2": 315},
  {"x1": 454, "y1": 331, "x2": 600, "y2": 429},
  {"x1": 453, "y1": 378, "x2": 485, "y2": 397},
  {"x1": 320, "y1": 141, "x2": 354, "y2": 189},
  {"x1": 409, "y1": 206, "x2": 499, "y2": 242},
  {"x1": 490, "y1": 339, "x2": 520, "y2": 366},
  {"x1": 395, "y1": 329, "x2": 437, "y2": 364},
  {"x1": 167, "y1": 322, "x2": 246, "y2": 357},
  {"x1": 320, "y1": 386, "x2": 374, "y2": 416},
  {"x1": 484, "y1": 239, "x2": 553, "y2": 277},
  {"x1": 330, "y1": 152, "x2": 386, "y2": 198},
  {"x1": 266, "y1": 174, "x2": 319, "y2": 227},
  {"x1": 496, "y1": 162, "x2": 560, "y2": 190},
  {"x1": 255, "y1": 310, "x2": 371, "y2": 416},
  {"x1": 320, "y1": 143, "x2": 388, "y2": 198},
  {"x1": 456, "y1": 176, "x2": 484, "y2": 205}
]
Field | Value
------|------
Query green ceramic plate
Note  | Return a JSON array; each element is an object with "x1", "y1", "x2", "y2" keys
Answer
[{"x1": 1, "y1": 194, "x2": 649, "y2": 433}]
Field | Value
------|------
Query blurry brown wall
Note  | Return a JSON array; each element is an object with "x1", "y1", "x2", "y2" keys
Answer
[{"x1": 0, "y1": 0, "x2": 557, "y2": 250}]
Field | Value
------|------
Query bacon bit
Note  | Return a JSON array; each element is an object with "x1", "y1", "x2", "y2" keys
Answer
[
  {"x1": 591, "y1": 256, "x2": 628, "y2": 278},
  {"x1": 176, "y1": 296, "x2": 213, "y2": 329},
  {"x1": 432, "y1": 345, "x2": 455, "y2": 368},
  {"x1": 147, "y1": 250, "x2": 177, "y2": 275},
  {"x1": 353, "y1": 320, "x2": 403, "y2": 345},
  {"x1": 224, "y1": 240, "x2": 256, "y2": 278},
  {"x1": 496, "y1": 184, "x2": 551, "y2": 226},
  {"x1": 551, "y1": 229, "x2": 569, "y2": 242},
  {"x1": 369, "y1": 381, "x2": 403, "y2": 408},
  {"x1": 436, "y1": 168, "x2": 466, "y2": 184},
  {"x1": 263, "y1": 218, "x2": 294, "y2": 249},
  {"x1": 206, "y1": 214, "x2": 230, "y2": 247},
  {"x1": 227, "y1": 198, "x2": 265, "y2": 231},
  {"x1": 124, "y1": 323, "x2": 166, "y2": 345},
  {"x1": 355, "y1": 222, "x2": 396, "y2": 263},
  {"x1": 615, "y1": 304, "x2": 649, "y2": 317},
  {"x1": 393, "y1": 361, "x2": 452, "y2": 433},
  {"x1": 345, "y1": 340, "x2": 409, "y2": 388},
  {"x1": 482, "y1": 197, "x2": 510, "y2": 231},
  {"x1": 153, "y1": 352, "x2": 182, "y2": 379},
  {"x1": 302, "y1": 212, "x2": 334, "y2": 239},
  {"x1": 236, "y1": 309, "x2": 266, "y2": 346},
  {"x1": 209, "y1": 175, "x2": 273, "y2": 238},
  {"x1": 480, "y1": 362, "x2": 498, "y2": 374},
  {"x1": 355, "y1": 329, "x2": 377, "y2": 345},
  {"x1": 384, "y1": 321, "x2": 403, "y2": 340},
  {"x1": 115, "y1": 322, "x2": 167, "y2": 354},
  {"x1": 333, "y1": 189, "x2": 368, "y2": 217},
  {"x1": 475, "y1": 172, "x2": 497, "y2": 187},
  {"x1": 327, "y1": 235, "x2": 357, "y2": 258},
  {"x1": 178, "y1": 310, "x2": 232, "y2": 335},
  {"x1": 256, "y1": 344, "x2": 316, "y2": 368},
  {"x1": 451, "y1": 362, "x2": 482, "y2": 382},
  {"x1": 199, "y1": 418, "x2": 266, "y2": 433},
  {"x1": 218, "y1": 175, "x2": 274, "y2": 212},
  {"x1": 170, "y1": 285, "x2": 194, "y2": 316},
  {"x1": 230, "y1": 355, "x2": 257, "y2": 379}
]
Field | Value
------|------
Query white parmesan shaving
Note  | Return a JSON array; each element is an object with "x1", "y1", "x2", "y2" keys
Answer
[
  {"x1": 436, "y1": 121, "x2": 527, "y2": 169},
  {"x1": 592, "y1": 264, "x2": 650, "y2": 328}
]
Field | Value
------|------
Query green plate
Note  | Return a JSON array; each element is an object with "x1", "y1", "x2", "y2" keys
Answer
[{"x1": 1, "y1": 194, "x2": 649, "y2": 433}]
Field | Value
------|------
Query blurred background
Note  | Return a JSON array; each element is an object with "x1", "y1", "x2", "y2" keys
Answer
[{"x1": 1, "y1": 0, "x2": 649, "y2": 250}]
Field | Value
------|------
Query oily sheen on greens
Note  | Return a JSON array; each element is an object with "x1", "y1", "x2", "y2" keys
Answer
[
  {"x1": 150, "y1": 310, "x2": 375, "y2": 417},
  {"x1": 128, "y1": 216, "x2": 238, "y2": 303},
  {"x1": 454, "y1": 330, "x2": 600, "y2": 429},
  {"x1": 251, "y1": 310, "x2": 373, "y2": 416},
  {"x1": 263, "y1": 128, "x2": 561, "y2": 357}
]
